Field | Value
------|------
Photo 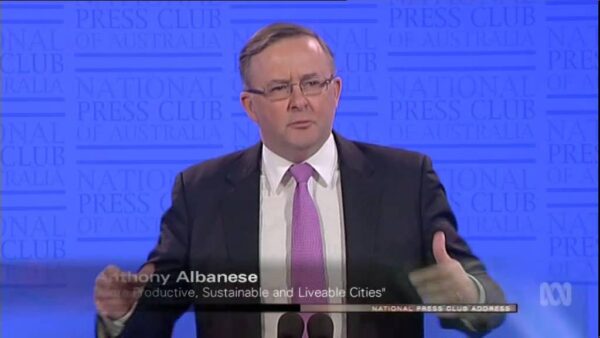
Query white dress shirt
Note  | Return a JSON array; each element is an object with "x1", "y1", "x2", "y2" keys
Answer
[{"x1": 260, "y1": 133, "x2": 346, "y2": 338}]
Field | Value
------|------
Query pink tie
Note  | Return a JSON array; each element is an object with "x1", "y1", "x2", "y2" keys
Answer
[{"x1": 289, "y1": 163, "x2": 327, "y2": 338}]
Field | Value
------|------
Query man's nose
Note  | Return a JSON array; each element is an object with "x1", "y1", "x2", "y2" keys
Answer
[{"x1": 288, "y1": 84, "x2": 309, "y2": 111}]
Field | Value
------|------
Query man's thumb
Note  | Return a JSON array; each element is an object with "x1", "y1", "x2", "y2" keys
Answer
[{"x1": 432, "y1": 231, "x2": 451, "y2": 264}]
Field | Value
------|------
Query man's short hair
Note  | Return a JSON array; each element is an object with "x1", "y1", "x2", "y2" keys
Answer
[{"x1": 239, "y1": 22, "x2": 336, "y2": 87}]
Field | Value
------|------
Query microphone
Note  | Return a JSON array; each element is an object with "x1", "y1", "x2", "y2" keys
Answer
[
  {"x1": 277, "y1": 312, "x2": 304, "y2": 338},
  {"x1": 307, "y1": 313, "x2": 334, "y2": 338}
]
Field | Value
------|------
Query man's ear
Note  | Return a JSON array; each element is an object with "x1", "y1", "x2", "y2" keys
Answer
[
  {"x1": 332, "y1": 77, "x2": 342, "y2": 107},
  {"x1": 240, "y1": 92, "x2": 258, "y2": 123}
]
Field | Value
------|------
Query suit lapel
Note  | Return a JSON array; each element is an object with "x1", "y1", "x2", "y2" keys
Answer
[
  {"x1": 216, "y1": 144, "x2": 262, "y2": 337},
  {"x1": 335, "y1": 133, "x2": 385, "y2": 338},
  {"x1": 220, "y1": 143, "x2": 262, "y2": 285},
  {"x1": 334, "y1": 133, "x2": 383, "y2": 298}
]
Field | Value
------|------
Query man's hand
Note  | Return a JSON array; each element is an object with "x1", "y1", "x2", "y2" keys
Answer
[
  {"x1": 94, "y1": 263, "x2": 155, "y2": 320},
  {"x1": 409, "y1": 231, "x2": 479, "y2": 319}
]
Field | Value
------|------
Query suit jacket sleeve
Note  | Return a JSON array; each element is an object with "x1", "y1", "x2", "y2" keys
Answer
[
  {"x1": 118, "y1": 172, "x2": 193, "y2": 338},
  {"x1": 418, "y1": 155, "x2": 506, "y2": 335}
]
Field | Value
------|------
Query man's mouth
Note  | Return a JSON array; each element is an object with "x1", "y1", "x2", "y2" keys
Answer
[{"x1": 288, "y1": 120, "x2": 314, "y2": 128}]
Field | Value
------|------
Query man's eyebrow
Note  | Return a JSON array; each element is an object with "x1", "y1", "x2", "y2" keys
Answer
[
  {"x1": 265, "y1": 73, "x2": 321, "y2": 85},
  {"x1": 300, "y1": 73, "x2": 319, "y2": 80},
  {"x1": 265, "y1": 79, "x2": 291, "y2": 85}
]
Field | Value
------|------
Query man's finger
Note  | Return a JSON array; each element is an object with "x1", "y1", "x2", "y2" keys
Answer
[
  {"x1": 432, "y1": 231, "x2": 452, "y2": 264},
  {"x1": 422, "y1": 292, "x2": 447, "y2": 304},
  {"x1": 119, "y1": 271, "x2": 141, "y2": 284},
  {"x1": 409, "y1": 265, "x2": 443, "y2": 286},
  {"x1": 103, "y1": 265, "x2": 122, "y2": 277},
  {"x1": 95, "y1": 277, "x2": 124, "y2": 293},
  {"x1": 95, "y1": 286, "x2": 140, "y2": 299},
  {"x1": 415, "y1": 281, "x2": 447, "y2": 296}
]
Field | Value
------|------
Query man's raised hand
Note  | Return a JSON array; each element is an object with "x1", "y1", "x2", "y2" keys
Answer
[
  {"x1": 94, "y1": 263, "x2": 155, "y2": 320},
  {"x1": 408, "y1": 231, "x2": 479, "y2": 318}
]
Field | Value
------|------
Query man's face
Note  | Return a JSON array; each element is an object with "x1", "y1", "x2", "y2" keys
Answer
[{"x1": 240, "y1": 36, "x2": 342, "y2": 162}]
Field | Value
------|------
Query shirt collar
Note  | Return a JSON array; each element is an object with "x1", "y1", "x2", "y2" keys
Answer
[{"x1": 262, "y1": 133, "x2": 337, "y2": 192}]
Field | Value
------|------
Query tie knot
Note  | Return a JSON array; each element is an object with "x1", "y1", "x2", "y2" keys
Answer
[{"x1": 289, "y1": 163, "x2": 314, "y2": 184}]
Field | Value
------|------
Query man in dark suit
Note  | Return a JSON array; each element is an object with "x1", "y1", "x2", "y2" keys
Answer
[{"x1": 95, "y1": 23, "x2": 505, "y2": 338}]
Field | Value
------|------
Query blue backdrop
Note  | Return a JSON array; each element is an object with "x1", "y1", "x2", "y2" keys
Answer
[{"x1": 1, "y1": 1, "x2": 597, "y2": 337}]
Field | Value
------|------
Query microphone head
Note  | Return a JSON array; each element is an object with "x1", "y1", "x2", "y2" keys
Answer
[
  {"x1": 307, "y1": 313, "x2": 334, "y2": 338},
  {"x1": 277, "y1": 312, "x2": 304, "y2": 338}
]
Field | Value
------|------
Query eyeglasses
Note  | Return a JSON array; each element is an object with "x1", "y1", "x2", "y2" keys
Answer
[{"x1": 244, "y1": 75, "x2": 336, "y2": 101}]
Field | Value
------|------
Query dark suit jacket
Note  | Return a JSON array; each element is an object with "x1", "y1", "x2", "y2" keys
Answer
[{"x1": 116, "y1": 133, "x2": 505, "y2": 338}]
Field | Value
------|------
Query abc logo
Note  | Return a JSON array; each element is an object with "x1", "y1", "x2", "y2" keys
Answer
[{"x1": 539, "y1": 282, "x2": 572, "y2": 306}]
